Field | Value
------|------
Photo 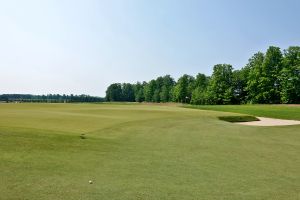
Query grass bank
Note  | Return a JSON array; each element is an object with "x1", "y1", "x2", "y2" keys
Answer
[{"x1": 184, "y1": 104, "x2": 300, "y2": 120}]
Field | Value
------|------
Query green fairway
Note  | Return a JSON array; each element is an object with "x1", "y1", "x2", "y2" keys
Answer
[
  {"x1": 185, "y1": 104, "x2": 300, "y2": 120},
  {"x1": 1, "y1": 103, "x2": 300, "y2": 200}
]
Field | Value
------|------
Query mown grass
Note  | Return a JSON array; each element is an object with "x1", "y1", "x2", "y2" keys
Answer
[
  {"x1": 185, "y1": 104, "x2": 300, "y2": 120},
  {"x1": 0, "y1": 103, "x2": 300, "y2": 200}
]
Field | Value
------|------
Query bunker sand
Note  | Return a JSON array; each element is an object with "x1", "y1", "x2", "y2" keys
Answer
[{"x1": 237, "y1": 117, "x2": 300, "y2": 126}]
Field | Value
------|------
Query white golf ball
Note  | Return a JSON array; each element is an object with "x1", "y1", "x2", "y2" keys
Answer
[{"x1": 89, "y1": 180, "x2": 93, "y2": 184}]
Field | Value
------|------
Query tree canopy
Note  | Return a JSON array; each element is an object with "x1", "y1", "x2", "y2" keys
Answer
[
  {"x1": 0, "y1": 94, "x2": 104, "y2": 103},
  {"x1": 105, "y1": 46, "x2": 300, "y2": 105}
]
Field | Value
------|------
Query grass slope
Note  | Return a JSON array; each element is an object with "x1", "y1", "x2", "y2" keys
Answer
[
  {"x1": 0, "y1": 103, "x2": 300, "y2": 200},
  {"x1": 185, "y1": 104, "x2": 300, "y2": 120}
]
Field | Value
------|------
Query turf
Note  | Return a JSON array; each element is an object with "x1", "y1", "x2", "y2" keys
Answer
[
  {"x1": 0, "y1": 103, "x2": 300, "y2": 200},
  {"x1": 185, "y1": 104, "x2": 300, "y2": 120}
]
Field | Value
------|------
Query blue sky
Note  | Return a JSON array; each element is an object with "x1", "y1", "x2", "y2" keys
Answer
[{"x1": 0, "y1": 0, "x2": 300, "y2": 96}]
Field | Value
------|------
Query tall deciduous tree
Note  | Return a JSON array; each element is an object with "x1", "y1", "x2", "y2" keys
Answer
[
  {"x1": 191, "y1": 73, "x2": 209, "y2": 104},
  {"x1": 104, "y1": 46, "x2": 300, "y2": 105},
  {"x1": 144, "y1": 80, "x2": 156, "y2": 102},
  {"x1": 134, "y1": 82, "x2": 145, "y2": 102},
  {"x1": 259, "y1": 46, "x2": 283, "y2": 103},
  {"x1": 172, "y1": 74, "x2": 194, "y2": 103},
  {"x1": 246, "y1": 52, "x2": 265, "y2": 103},
  {"x1": 160, "y1": 75, "x2": 175, "y2": 102},
  {"x1": 280, "y1": 46, "x2": 300, "y2": 103},
  {"x1": 105, "y1": 83, "x2": 123, "y2": 101},
  {"x1": 207, "y1": 64, "x2": 234, "y2": 104},
  {"x1": 122, "y1": 83, "x2": 135, "y2": 102},
  {"x1": 232, "y1": 67, "x2": 249, "y2": 104}
]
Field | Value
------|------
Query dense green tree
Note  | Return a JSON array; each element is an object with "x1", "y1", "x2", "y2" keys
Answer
[
  {"x1": 247, "y1": 47, "x2": 283, "y2": 103},
  {"x1": 187, "y1": 76, "x2": 196, "y2": 101},
  {"x1": 246, "y1": 52, "x2": 265, "y2": 103},
  {"x1": 144, "y1": 80, "x2": 156, "y2": 102},
  {"x1": 191, "y1": 73, "x2": 209, "y2": 104},
  {"x1": 207, "y1": 64, "x2": 234, "y2": 104},
  {"x1": 194, "y1": 73, "x2": 209, "y2": 90},
  {"x1": 122, "y1": 83, "x2": 135, "y2": 102},
  {"x1": 260, "y1": 46, "x2": 283, "y2": 103},
  {"x1": 153, "y1": 89, "x2": 160, "y2": 102},
  {"x1": 105, "y1": 83, "x2": 123, "y2": 101},
  {"x1": 160, "y1": 85, "x2": 168, "y2": 102},
  {"x1": 280, "y1": 46, "x2": 300, "y2": 103},
  {"x1": 0, "y1": 94, "x2": 104, "y2": 103},
  {"x1": 152, "y1": 76, "x2": 164, "y2": 102},
  {"x1": 104, "y1": 46, "x2": 300, "y2": 105},
  {"x1": 191, "y1": 87, "x2": 208, "y2": 105},
  {"x1": 232, "y1": 68, "x2": 249, "y2": 104},
  {"x1": 134, "y1": 82, "x2": 145, "y2": 102},
  {"x1": 160, "y1": 75, "x2": 175, "y2": 102},
  {"x1": 172, "y1": 74, "x2": 195, "y2": 103}
]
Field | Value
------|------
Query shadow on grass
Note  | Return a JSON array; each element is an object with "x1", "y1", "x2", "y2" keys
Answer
[{"x1": 218, "y1": 116, "x2": 259, "y2": 123}]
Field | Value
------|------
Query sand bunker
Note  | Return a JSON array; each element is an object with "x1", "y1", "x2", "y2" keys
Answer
[{"x1": 237, "y1": 117, "x2": 300, "y2": 126}]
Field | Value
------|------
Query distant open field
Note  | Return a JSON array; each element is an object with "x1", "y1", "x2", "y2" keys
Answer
[{"x1": 1, "y1": 103, "x2": 300, "y2": 200}]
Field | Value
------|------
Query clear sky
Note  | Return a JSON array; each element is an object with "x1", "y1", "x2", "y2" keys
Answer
[{"x1": 1, "y1": 0, "x2": 300, "y2": 96}]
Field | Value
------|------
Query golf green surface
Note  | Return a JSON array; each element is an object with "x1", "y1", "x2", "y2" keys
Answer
[{"x1": 1, "y1": 103, "x2": 300, "y2": 200}]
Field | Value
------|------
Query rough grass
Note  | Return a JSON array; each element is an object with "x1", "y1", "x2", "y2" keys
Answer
[
  {"x1": 185, "y1": 104, "x2": 300, "y2": 120},
  {"x1": 0, "y1": 103, "x2": 300, "y2": 200}
]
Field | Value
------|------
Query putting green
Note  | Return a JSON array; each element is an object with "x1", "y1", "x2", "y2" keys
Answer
[{"x1": 0, "y1": 103, "x2": 299, "y2": 199}]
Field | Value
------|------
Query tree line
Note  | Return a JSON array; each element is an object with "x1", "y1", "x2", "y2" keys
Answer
[
  {"x1": 0, "y1": 94, "x2": 104, "y2": 103},
  {"x1": 106, "y1": 46, "x2": 300, "y2": 104}
]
